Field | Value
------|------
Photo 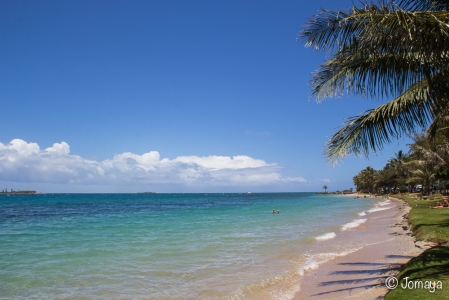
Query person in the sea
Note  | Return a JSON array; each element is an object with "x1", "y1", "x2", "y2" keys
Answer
[{"x1": 271, "y1": 209, "x2": 280, "y2": 214}]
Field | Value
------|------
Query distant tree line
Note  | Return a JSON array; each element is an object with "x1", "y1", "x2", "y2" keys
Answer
[{"x1": 353, "y1": 131, "x2": 449, "y2": 195}]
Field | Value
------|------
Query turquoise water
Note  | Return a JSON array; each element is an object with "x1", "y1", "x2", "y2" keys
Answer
[{"x1": 0, "y1": 193, "x2": 379, "y2": 299}]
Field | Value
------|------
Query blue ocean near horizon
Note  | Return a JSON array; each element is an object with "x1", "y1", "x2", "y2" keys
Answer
[{"x1": 0, "y1": 193, "x2": 379, "y2": 299}]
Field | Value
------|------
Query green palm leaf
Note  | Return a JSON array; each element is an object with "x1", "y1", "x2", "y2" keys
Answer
[
  {"x1": 311, "y1": 51, "x2": 435, "y2": 100},
  {"x1": 325, "y1": 71, "x2": 449, "y2": 164},
  {"x1": 300, "y1": 6, "x2": 449, "y2": 54},
  {"x1": 300, "y1": 0, "x2": 449, "y2": 163}
]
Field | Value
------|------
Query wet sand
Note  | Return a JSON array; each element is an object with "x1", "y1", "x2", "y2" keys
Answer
[{"x1": 294, "y1": 197, "x2": 424, "y2": 299}]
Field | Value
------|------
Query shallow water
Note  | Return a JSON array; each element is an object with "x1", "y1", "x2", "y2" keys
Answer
[{"x1": 0, "y1": 193, "x2": 381, "y2": 299}]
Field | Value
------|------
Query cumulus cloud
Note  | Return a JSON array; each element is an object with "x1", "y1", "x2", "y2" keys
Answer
[
  {"x1": 45, "y1": 142, "x2": 70, "y2": 155},
  {"x1": 0, "y1": 139, "x2": 307, "y2": 190}
]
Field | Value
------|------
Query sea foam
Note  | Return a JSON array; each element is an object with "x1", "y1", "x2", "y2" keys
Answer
[
  {"x1": 298, "y1": 260, "x2": 320, "y2": 276},
  {"x1": 341, "y1": 218, "x2": 367, "y2": 231},
  {"x1": 378, "y1": 200, "x2": 391, "y2": 206},
  {"x1": 367, "y1": 206, "x2": 391, "y2": 213},
  {"x1": 297, "y1": 247, "x2": 362, "y2": 276},
  {"x1": 315, "y1": 232, "x2": 336, "y2": 241}
]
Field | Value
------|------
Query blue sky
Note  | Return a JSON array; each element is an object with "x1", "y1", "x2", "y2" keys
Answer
[{"x1": 0, "y1": 0, "x2": 411, "y2": 193}]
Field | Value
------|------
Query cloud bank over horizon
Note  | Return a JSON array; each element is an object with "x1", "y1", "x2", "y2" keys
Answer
[{"x1": 0, "y1": 139, "x2": 308, "y2": 192}]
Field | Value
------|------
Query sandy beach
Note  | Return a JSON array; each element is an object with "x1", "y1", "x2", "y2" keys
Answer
[{"x1": 293, "y1": 196, "x2": 424, "y2": 299}]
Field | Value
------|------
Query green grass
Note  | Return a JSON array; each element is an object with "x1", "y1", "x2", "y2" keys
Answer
[
  {"x1": 396, "y1": 194, "x2": 449, "y2": 243},
  {"x1": 385, "y1": 246, "x2": 449, "y2": 299},
  {"x1": 384, "y1": 193, "x2": 449, "y2": 299}
]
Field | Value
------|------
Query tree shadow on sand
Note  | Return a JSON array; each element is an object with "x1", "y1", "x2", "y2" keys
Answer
[
  {"x1": 329, "y1": 267, "x2": 401, "y2": 276},
  {"x1": 318, "y1": 275, "x2": 389, "y2": 286},
  {"x1": 308, "y1": 260, "x2": 406, "y2": 297},
  {"x1": 338, "y1": 262, "x2": 387, "y2": 266},
  {"x1": 310, "y1": 283, "x2": 384, "y2": 297},
  {"x1": 385, "y1": 254, "x2": 415, "y2": 259}
]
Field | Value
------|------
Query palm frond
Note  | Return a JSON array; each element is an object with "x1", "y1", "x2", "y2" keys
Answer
[
  {"x1": 301, "y1": 0, "x2": 449, "y2": 163},
  {"x1": 397, "y1": 0, "x2": 449, "y2": 11},
  {"x1": 311, "y1": 50, "x2": 438, "y2": 100},
  {"x1": 301, "y1": 3, "x2": 449, "y2": 101},
  {"x1": 299, "y1": 5, "x2": 449, "y2": 55},
  {"x1": 324, "y1": 74, "x2": 448, "y2": 164},
  {"x1": 427, "y1": 108, "x2": 449, "y2": 137}
]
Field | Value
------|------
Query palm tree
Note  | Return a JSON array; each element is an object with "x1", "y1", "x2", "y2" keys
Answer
[
  {"x1": 323, "y1": 185, "x2": 328, "y2": 193},
  {"x1": 390, "y1": 150, "x2": 407, "y2": 168},
  {"x1": 353, "y1": 166, "x2": 378, "y2": 193},
  {"x1": 386, "y1": 150, "x2": 409, "y2": 188},
  {"x1": 406, "y1": 162, "x2": 436, "y2": 195},
  {"x1": 300, "y1": 0, "x2": 449, "y2": 164},
  {"x1": 405, "y1": 133, "x2": 438, "y2": 194}
]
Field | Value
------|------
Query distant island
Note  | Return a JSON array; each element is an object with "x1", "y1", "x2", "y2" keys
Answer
[{"x1": 0, "y1": 189, "x2": 37, "y2": 194}]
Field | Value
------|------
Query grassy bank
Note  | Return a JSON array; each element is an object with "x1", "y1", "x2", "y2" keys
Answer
[
  {"x1": 398, "y1": 194, "x2": 449, "y2": 243},
  {"x1": 385, "y1": 194, "x2": 449, "y2": 299}
]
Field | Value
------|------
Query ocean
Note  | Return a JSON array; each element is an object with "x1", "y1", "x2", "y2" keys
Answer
[{"x1": 0, "y1": 193, "x2": 386, "y2": 299}]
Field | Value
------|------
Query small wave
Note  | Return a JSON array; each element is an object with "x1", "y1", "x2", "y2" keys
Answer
[
  {"x1": 298, "y1": 260, "x2": 320, "y2": 276},
  {"x1": 378, "y1": 200, "x2": 391, "y2": 206},
  {"x1": 358, "y1": 212, "x2": 366, "y2": 216},
  {"x1": 367, "y1": 206, "x2": 391, "y2": 213},
  {"x1": 341, "y1": 218, "x2": 367, "y2": 231},
  {"x1": 298, "y1": 247, "x2": 362, "y2": 276},
  {"x1": 315, "y1": 232, "x2": 336, "y2": 241}
]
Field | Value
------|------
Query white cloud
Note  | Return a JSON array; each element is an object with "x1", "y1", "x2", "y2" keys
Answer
[
  {"x1": 173, "y1": 155, "x2": 271, "y2": 170},
  {"x1": 0, "y1": 139, "x2": 40, "y2": 158},
  {"x1": 0, "y1": 139, "x2": 308, "y2": 191},
  {"x1": 45, "y1": 142, "x2": 70, "y2": 155}
]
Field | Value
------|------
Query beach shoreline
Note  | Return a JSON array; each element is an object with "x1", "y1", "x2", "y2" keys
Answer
[{"x1": 293, "y1": 196, "x2": 423, "y2": 299}]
